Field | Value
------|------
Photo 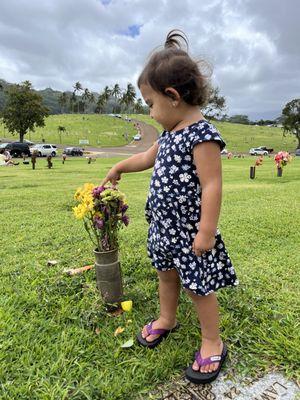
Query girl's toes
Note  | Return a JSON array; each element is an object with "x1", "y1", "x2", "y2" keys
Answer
[
  {"x1": 141, "y1": 326, "x2": 148, "y2": 339},
  {"x1": 207, "y1": 362, "x2": 219, "y2": 373},
  {"x1": 212, "y1": 362, "x2": 218, "y2": 371},
  {"x1": 192, "y1": 360, "x2": 199, "y2": 371},
  {"x1": 200, "y1": 365, "x2": 209, "y2": 373}
]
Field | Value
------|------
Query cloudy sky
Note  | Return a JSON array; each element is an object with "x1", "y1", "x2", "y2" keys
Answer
[{"x1": 0, "y1": 0, "x2": 299, "y2": 119}]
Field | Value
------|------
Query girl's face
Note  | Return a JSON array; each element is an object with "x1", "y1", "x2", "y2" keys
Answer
[{"x1": 140, "y1": 84, "x2": 179, "y2": 131}]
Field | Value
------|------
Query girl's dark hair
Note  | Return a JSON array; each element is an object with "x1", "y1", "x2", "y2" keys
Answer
[{"x1": 138, "y1": 30, "x2": 211, "y2": 107}]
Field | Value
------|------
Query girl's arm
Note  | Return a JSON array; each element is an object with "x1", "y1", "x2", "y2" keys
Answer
[
  {"x1": 192, "y1": 142, "x2": 222, "y2": 256},
  {"x1": 101, "y1": 142, "x2": 159, "y2": 186}
]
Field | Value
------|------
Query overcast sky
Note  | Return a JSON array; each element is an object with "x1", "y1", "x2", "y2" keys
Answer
[{"x1": 0, "y1": 0, "x2": 299, "y2": 120}]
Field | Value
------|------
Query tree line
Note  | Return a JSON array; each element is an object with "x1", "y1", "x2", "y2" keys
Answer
[{"x1": 58, "y1": 81, "x2": 145, "y2": 115}]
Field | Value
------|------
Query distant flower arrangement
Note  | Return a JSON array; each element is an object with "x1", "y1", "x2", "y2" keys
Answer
[
  {"x1": 73, "y1": 184, "x2": 129, "y2": 252},
  {"x1": 274, "y1": 151, "x2": 292, "y2": 169},
  {"x1": 255, "y1": 155, "x2": 264, "y2": 167}
]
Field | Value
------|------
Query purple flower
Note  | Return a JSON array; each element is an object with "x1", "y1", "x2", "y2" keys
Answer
[
  {"x1": 121, "y1": 204, "x2": 128, "y2": 214},
  {"x1": 102, "y1": 205, "x2": 110, "y2": 218},
  {"x1": 121, "y1": 215, "x2": 130, "y2": 226},
  {"x1": 94, "y1": 216, "x2": 104, "y2": 229},
  {"x1": 92, "y1": 186, "x2": 105, "y2": 198}
]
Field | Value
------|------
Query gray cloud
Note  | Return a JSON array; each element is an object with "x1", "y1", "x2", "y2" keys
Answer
[{"x1": 0, "y1": 0, "x2": 299, "y2": 119}]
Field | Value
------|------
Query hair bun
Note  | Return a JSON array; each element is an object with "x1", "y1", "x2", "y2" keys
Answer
[{"x1": 164, "y1": 29, "x2": 188, "y2": 51}]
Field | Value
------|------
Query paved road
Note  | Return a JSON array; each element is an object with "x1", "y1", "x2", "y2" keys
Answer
[{"x1": 87, "y1": 120, "x2": 159, "y2": 158}]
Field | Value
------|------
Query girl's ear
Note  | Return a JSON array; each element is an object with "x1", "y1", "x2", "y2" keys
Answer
[{"x1": 164, "y1": 87, "x2": 180, "y2": 103}]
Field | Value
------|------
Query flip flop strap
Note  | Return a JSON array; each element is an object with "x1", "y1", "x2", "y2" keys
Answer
[
  {"x1": 195, "y1": 351, "x2": 222, "y2": 367},
  {"x1": 145, "y1": 321, "x2": 168, "y2": 335}
]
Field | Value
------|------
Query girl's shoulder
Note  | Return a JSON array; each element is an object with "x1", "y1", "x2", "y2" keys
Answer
[{"x1": 184, "y1": 120, "x2": 226, "y2": 151}]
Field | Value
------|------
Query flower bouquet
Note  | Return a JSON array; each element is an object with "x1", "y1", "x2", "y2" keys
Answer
[
  {"x1": 274, "y1": 151, "x2": 292, "y2": 177},
  {"x1": 250, "y1": 155, "x2": 264, "y2": 179},
  {"x1": 73, "y1": 183, "x2": 129, "y2": 251},
  {"x1": 73, "y1": 183, "x2": 129, "y2": 303}
]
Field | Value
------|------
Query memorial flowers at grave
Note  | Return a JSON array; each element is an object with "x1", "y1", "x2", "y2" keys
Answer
[
  {"x1": 274, "y1": 151, "x2": 292, "y2": 169},
  {"x1": 73, "y1": 183, "x2": 129, "y2": 252},
  {"x1": 73, "y1": 183, "x2": 129, "y2": 303},
  {"x1": 274, "y1": 151, "x2": 292, "y2": 177}
]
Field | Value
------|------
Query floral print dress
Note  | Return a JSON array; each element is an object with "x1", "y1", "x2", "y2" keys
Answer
[{"x1": 145, "y1": 120, "x2": 238, "y2": 296}]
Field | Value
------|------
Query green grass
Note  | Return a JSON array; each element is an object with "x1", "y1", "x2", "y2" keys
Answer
[
  {"x1": 1, "y1": 157, "x2": 300, "y2": 399},
  {"x1": 0, "y1": 114, "x2": 137, "y2": 147},
  {"x1": 129, "y1": 114, "x2": 297, "y2": 153},
  {"x1": 1, "y1": 113, "x2": 297, "y2": 153}
]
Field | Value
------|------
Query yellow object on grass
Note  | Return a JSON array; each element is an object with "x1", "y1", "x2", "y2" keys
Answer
[{"x1": 121, "y1": 300, "x2": 133, "y2": 312}]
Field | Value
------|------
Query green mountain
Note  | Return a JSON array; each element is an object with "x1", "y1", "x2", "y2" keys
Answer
[{"x1": 0, "y1": 79, "x2": 98, "y2": 115}]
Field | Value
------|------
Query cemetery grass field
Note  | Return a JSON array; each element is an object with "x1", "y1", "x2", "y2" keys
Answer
[
  {"x1": 0, "y1": 114, "x2": 137, "y2": 147},
  {"x1": 1, "y1": 156, "x2": 300, "y2": 399},
  {"x1": 0, "y1": 113, "x2": 298, "y2": 154}
]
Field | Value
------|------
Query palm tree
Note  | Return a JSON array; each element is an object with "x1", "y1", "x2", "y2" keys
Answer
[
  {"x1": 57, "y1": 125, "x2": 66, "y2": 143},
  {"x1": 58, "y1": 92, "x2": 68, "y2": 114},
  {"x1": 102, "y1": 86, "x2": 111, "y2": 102},
  {"x1": 73, "y1": 82, "x2": 83, "y2": 113},
  {"x1": 95, "y1": 93, "x2": 106, "y2": 114},
  {"x1": 89, "y1": 93, "x2": 96, "y2": 112},
  {"x1": 69, "y1": 92, "x2": 77, "y2": 113},
  {"x1": 134, "y1": 98, "x2": 144, "y2": 114},
  {"x1": 82, "y1": 88, "x2": 91, "y2": 113},
  {"x1": 125, "y1": 83, "x2": 136, "y2": 112},
  {"x1": 111, "y1": 83, "x2": 121, "y2": 113}
]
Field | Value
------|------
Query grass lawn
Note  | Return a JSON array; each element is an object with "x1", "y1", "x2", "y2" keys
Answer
[
  {"x1": 0, "y1": 156, "x2": 299, "y2": 399},
  {"x1": 0, "y1": 114, "x2": 137, "y2": 147}
]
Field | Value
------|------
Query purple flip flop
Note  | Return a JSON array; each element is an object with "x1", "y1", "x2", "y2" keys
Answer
[
  {"x1": 185, "y1": 343, "x2": 228, "y2": 384},
  {"x1": 136, "y1": 319, "x2": 180, "y2": 349}
]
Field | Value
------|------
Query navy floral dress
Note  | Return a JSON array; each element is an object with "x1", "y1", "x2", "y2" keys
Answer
[{"x1": 145, "y1": 120, "x2": 238, "y2": 296}]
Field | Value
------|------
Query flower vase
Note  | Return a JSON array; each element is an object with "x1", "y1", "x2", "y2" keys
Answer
[
  {"x1": 250, "y1": 166, "x2": 256, "y2": 179},
  {"x1": 277, "y1": 167, "x2": 283, "y2": 177},
  {"x1": 94, "y1": 248, "x2": 123, "y2": 303}
]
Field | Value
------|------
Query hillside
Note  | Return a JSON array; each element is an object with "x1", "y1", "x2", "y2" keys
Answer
[
  {"x1": 0, "y1": 113, "x2": 297, "y2": 152},
  {"x1": 0, "y1": 114, "x2": 137, "y2": 147},
  {"x1": 128, "y1": 115, "x2": 297, "y2": 153}
]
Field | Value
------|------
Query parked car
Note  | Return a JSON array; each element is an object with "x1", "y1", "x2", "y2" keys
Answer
[
  {"x1": 133, "y1": 134, "x2": 141, "y2": 141},
  {"x1": 63, "y1": 147, "x2": 84, "y2": 156},
  {"x1": 295, "y1": 149, "x2": 300, "y2": 156},
  {"x1": 23, "y1": 139, "x2": 35, "y2": 146},
  {"x1": 249, "y1": 147, "x2": 268, "y2": 156},
  {"x1": 256, "y1": 146, "x2": 274, "y2": 153},
  {"x1": 0, "y1": 142, "x2": 31, "y2": 157},
  {"x1": 30, "y1": 144, "x2": 57, "y2": 157}
]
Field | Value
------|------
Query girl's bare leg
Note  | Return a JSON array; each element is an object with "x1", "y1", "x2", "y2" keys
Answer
[
  {"x1": 142, "y1": 269, "x2": 180, "y2": 342},
  {"x1": 186, "y1": 290, "x2": 223, "y2": 373}
]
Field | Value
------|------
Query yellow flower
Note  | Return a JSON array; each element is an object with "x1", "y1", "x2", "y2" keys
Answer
[
  {"x1": 73, "y1": 204, "x2": 89, "y2": 219},
  {"x1": 121, "y1": 300, "x2": 133, "y2": 312}
]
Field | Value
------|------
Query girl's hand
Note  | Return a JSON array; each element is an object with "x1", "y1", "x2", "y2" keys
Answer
[
  {"x1": 192, "y1": 231, "x2": 216, "y2": 257},
  {"x1": 101, "y1": 166, "x2": 121, "y2": 187}
]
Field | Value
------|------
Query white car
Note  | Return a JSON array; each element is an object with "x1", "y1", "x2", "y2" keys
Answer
[
  {"x1": 133, "y1": 134, "x2": 141, "y2": 141},
  {"x1": 249, "y1": 147, "x2": 268, "y2": 156},
  {"x1": 30, "y1": 144, "x2": 57, "y2": 157}
]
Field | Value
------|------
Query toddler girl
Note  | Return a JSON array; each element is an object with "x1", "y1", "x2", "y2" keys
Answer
[{"x1": 102, "y1": 30, "x2": 238, "y2": 384}]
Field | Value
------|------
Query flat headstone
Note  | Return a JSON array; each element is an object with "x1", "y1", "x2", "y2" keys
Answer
[{"x1": 153, "y1": 372, "x2": 299, "y2": 400}]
